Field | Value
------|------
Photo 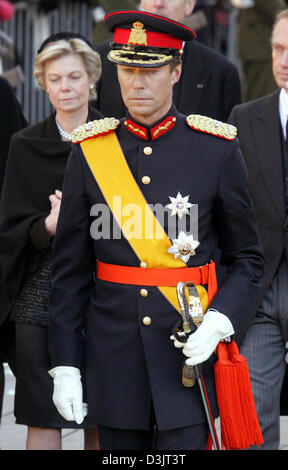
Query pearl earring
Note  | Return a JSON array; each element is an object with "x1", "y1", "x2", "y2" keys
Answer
[{"x1": 89, "y1": 84, "x2": 94, "y2": 90}]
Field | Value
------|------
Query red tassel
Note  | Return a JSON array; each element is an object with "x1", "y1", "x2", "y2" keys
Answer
[
  {"x1": 227, "y1": 341, "x2": 263, "y2": 448},
  {"x1": 214, "y1": 341, "x2": 263, "y2": 450},
  {"x1": 214, "y1": 342, "x2": 248, "y2": 449}
]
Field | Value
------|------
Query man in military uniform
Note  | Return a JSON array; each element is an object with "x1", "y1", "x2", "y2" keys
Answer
[{"x1": 48, "y1": 10, "x2": 264, "y2": 450}]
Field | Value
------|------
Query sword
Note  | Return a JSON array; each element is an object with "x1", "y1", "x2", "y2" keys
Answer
[{"x1": 175, "y1": 281, "x2": 221, "y2": 450}]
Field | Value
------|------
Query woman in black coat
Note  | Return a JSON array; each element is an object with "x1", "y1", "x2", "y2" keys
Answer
[{"x1": 0, "y1": 32, "x2": 102, "y2": 450}]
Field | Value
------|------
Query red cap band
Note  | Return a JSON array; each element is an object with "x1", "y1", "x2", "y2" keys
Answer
[{"x1": 114, "y1": 27, "x2": 183, "y2": 49}]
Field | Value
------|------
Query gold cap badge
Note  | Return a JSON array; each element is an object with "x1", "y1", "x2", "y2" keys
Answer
[{"x1": 128, "y1": 21, "x2": 148, "y2": 46}]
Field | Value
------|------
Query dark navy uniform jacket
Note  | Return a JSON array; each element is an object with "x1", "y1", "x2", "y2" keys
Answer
[{"x1": 49, "y1": 105, "x2": 264, "y2": 431}]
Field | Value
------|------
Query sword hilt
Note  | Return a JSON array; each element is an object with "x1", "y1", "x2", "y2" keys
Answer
[{"x1": 176, "y1": 281, "x2": 204, "y2": 387}]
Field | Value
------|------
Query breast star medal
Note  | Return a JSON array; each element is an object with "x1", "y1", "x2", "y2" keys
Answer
[
  {"x1": 167, "y1": 231, "x2": 200, "y2": 263},
  {"x1": 166, "y1": 192, "x2": 193, "y2": 220}
]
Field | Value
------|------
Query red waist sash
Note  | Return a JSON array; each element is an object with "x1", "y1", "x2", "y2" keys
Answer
[{"x1": 96, "y1": 260, "x2": 217, "y2": 303}]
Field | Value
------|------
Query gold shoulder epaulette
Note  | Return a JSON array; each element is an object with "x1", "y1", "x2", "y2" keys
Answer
[
  {"x1": 71, "y1": 117, "x2": 121, "y2": 144},
  {"x1": 186, "y1": 114, "x2": 237, "y2": 141}
]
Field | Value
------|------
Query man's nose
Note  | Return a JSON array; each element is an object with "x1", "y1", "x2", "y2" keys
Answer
[{"x1": 132, "y1": 73, "x2": 145, "y2": 88}]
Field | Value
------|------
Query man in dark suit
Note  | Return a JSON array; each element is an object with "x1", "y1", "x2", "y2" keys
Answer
[
  {"x1": 95, "y1": 0, "x2": 242, "y2": 122},
  {"x1": 229, "y1": 9, "x2": 288, "y2": 450},
  {"x1": 47, "y1": 10, "x2": 263, "y2": 450}
]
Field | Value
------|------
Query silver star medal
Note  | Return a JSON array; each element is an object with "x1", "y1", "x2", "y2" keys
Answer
[
  {"x1": 167, "y1": 231, "x2": 200, "y2": 263},
  {"x1": 166, "y1": 192, "x2": 193, "y2": 220}
]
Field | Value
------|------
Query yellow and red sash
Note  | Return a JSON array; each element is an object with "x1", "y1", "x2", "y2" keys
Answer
[{"x1": 80, "y1": 131, "x2": 217, "y2": 313}]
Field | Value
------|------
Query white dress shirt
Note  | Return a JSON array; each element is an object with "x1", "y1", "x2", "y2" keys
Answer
[{"x1": 279, "y1": 87, "x2": 288, "y2": 140}]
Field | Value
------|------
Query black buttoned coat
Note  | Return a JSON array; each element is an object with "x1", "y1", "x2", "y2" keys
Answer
[{"x1": 49, "y1": 107, "x2": 264, "y2": 431}]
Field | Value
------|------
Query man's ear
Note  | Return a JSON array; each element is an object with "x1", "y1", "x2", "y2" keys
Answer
[
  {"x1": 171, "y1": 62, "x2": 182, "y2": 86},
  {"x1": 185, "y1": 0, "x2": 196, "y2": 17}
]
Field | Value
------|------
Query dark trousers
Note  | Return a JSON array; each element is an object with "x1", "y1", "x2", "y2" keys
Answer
[
  {"x1": 240, "y1": 257, "x2": 288, "y2": 449},
  {"x1": 97, "y1": 422, "x2": 209, "y2": 450}
]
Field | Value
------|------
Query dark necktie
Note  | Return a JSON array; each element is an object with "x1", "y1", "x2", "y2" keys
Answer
[{"x1": 286, "y1": 118, "x2": 288, "y2": 151}]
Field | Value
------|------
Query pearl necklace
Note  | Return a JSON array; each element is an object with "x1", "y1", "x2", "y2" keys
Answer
[{"x1": 55, "y1": 116, "x2": 72, "y2": 141}]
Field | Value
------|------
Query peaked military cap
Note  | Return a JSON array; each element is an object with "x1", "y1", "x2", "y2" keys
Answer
[{"x1": 104, "y1": 9, "x2": 196, "y2": 67}]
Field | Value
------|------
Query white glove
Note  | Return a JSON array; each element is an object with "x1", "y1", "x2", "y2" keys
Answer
[
  {"x1": 48, "y1": 366, "x2": 87, "y2": 424},
  {"x1": 170, "y1": 309, "x2": 234, "y2": 366}
]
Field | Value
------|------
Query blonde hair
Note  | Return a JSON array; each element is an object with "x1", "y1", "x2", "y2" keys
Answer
[{"x1": 34, "y1": 38, "x2": 102, "y2": 100}]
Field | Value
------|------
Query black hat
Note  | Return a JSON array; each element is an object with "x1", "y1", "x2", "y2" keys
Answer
[
  {"x1": 104, "y1": 9, "x2": 196, "y2": 67},
  {"x1": 37, "y1": 31, "x2": 93, "y2": 54}
]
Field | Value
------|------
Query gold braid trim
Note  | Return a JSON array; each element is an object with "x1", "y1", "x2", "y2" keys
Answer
[
  {"x1": 108, "y1": 50, "x2": 174, "y2": 65},
  {"x1": 71, "y1": 117, "x2": 120, "y2": 143},
  {"x1": 186, "y1": 114, "x2": 237, "y2": 141}
]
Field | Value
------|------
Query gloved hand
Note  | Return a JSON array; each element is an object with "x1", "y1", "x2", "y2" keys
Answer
[
  {"x1": 170, "y1": 309, "x2": 234, "y2": 366},
  {"x1": 48, "y1": 366, "x2": 87, "y2": 424}
]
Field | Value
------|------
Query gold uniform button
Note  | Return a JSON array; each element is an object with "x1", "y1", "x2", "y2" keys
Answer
[
  {"x1": 143, "y1": 146, "x2": 152, "y2": 156},
  {"x1": 140, "y1": 261, "x2": 147, "y2": 269},
  {"x1": 140, "y1": 288, "x2": 148, "y2": 298},
  {"x1": 142, "y1": 176, "x2": 151, "y2": 185},
  {"x1": 143, "y1": 316, "x2": 151, "y2": 326}
]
